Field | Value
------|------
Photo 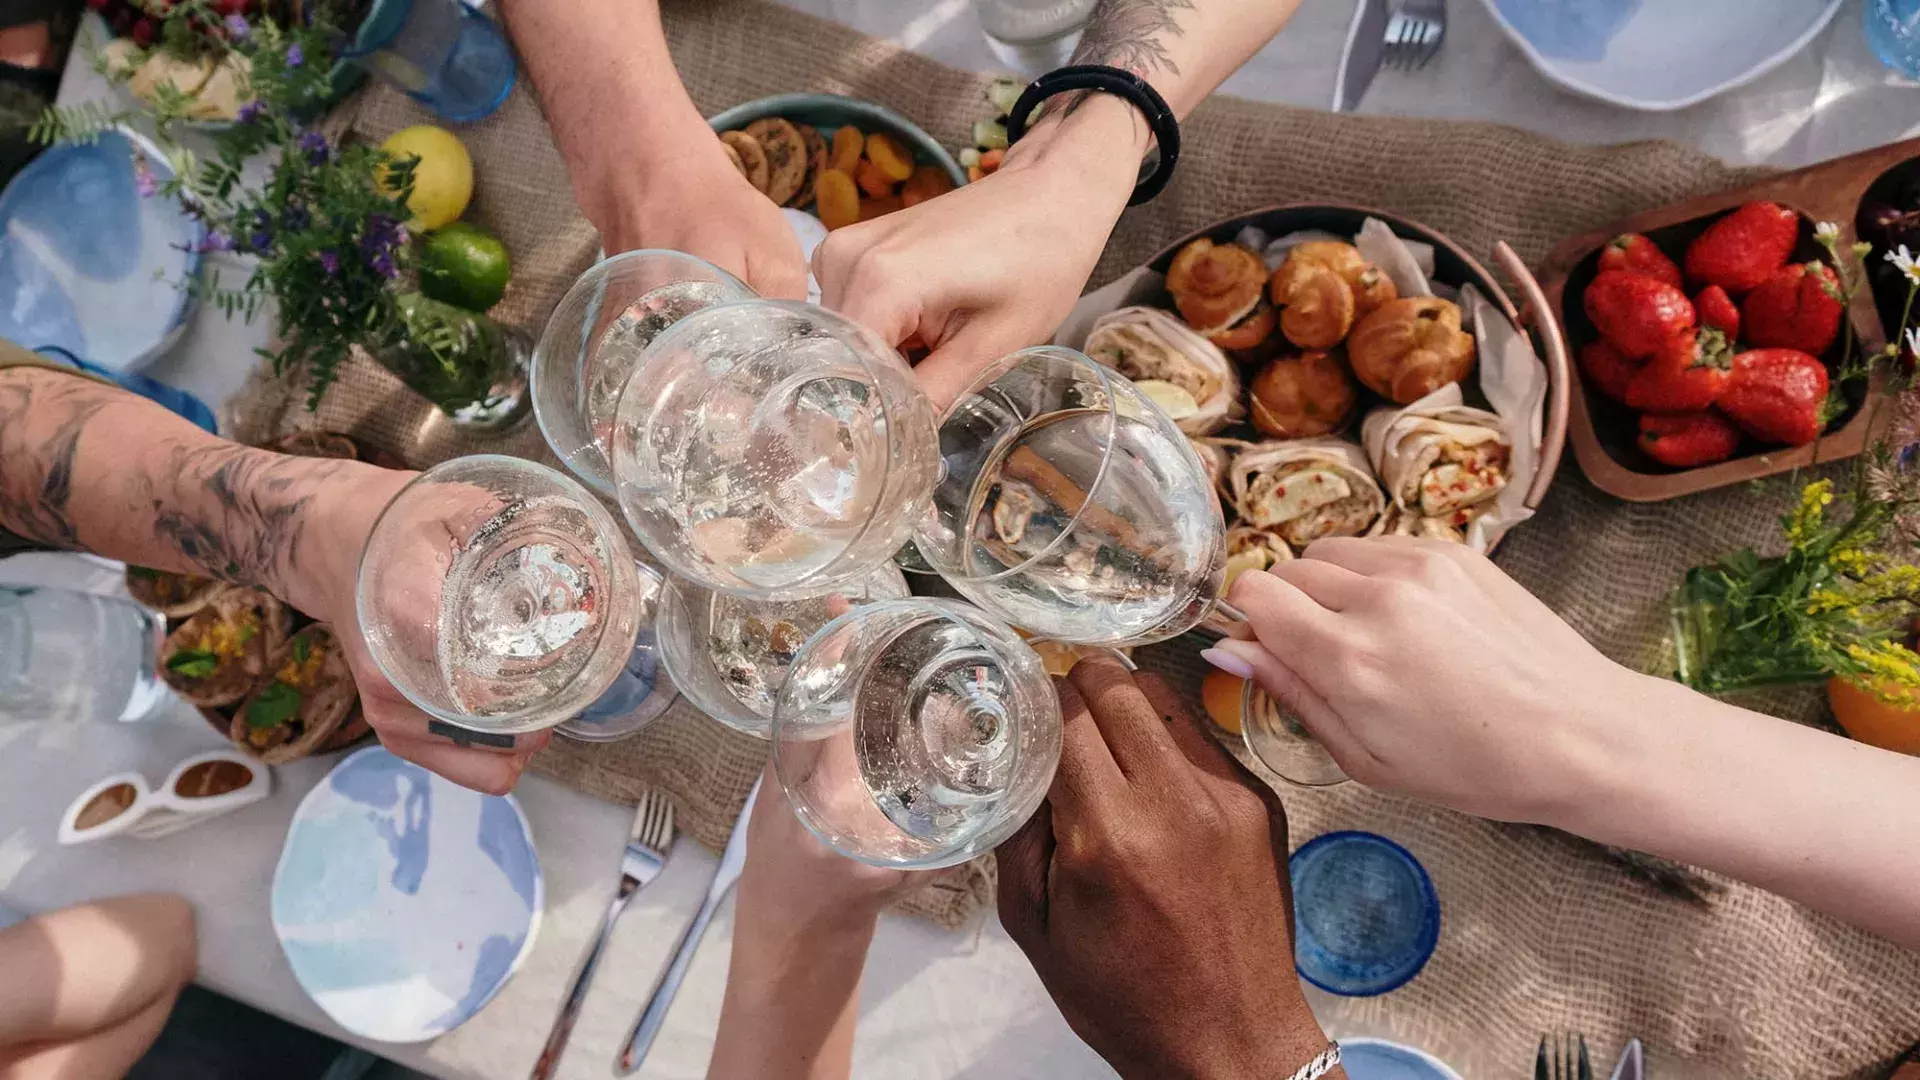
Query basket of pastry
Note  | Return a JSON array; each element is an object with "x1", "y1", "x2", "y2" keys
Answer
[{"x1": 1054, "y1": 205, "x2": 1572, "y2": 634}]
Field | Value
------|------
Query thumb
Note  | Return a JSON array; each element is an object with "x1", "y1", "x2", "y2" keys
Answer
[
  {"x1": 993, "y1": 797, "x2": 1054, "y2": 953},
  {"x1": 912, "y1": 316, "x2": 1030, "y2": 414},
  {"x1": 1207, "y1": 637, "x2": 1371, "y2": 776}
]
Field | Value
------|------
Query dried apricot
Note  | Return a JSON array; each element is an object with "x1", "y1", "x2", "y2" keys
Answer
[
  {"x1": 854, "y1": 158, "x2": 896, "y2": 198},
  {"x1": 829, "y1": 125, "x2": 863, "y2": 174},
  {"x1": 864, "y1": 131, "x2": 914, "y2": 182},
  {"x1": 978, "y1": 148, "x2": 1005, "y2": 174},
  {"x1": 814, "y1": 168, "x2": 860, "y2": 230},
  {"x1": 900, "y1": 164, "x2": 954, "y2": 207},
  {"x1": 859, "y1": 193, "x2": 903, "y2": 221}
]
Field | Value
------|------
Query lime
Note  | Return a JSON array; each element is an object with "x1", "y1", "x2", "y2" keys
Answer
[
  {"x1": 380, "y1": 125, "x2": 473, "y2": 231},
  {"x1": 417, "y1": 222, "x2": 511, "y2": 312},
  {"x1": 1135, "y1": 379, "x2": 1200, "y2": 421}
]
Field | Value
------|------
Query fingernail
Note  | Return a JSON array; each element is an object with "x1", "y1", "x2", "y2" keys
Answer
[{"x1": 1200, "y1": 647, "x2": 1254, "y2": 680}]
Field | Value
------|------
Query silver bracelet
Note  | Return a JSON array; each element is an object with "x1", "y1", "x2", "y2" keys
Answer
[{"x1": 1286, "y1": 1042, "x2": 1342, "y2": 1080}]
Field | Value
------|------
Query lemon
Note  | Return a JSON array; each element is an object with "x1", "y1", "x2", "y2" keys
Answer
[
  {"x1": 1135, "y1": 379, "x2": 1200, "y2": 422},
  {"x1": 380, "y1": 125, "x2": 473, "y2": 231},
  {"x1": 418, "y1": 222, "x2": 512, "y2": 312}
]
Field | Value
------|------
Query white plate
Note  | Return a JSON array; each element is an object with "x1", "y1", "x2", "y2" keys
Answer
[
  {"x1": 1339, "y1": 1037, "x2": 1466, "y2": 1080},
  {"x1": 1477, "y1": 0, "x2": 1847, "y2": 112},
  {"x1": 271, "y1": 746, "x2": 542, "y2": 1043}
]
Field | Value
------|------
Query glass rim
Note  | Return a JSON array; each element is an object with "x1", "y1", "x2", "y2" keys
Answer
[
  {"x1": 354, "y1": 453, "x2": 637, "y2": 731},
  {"x1": 927, "y1": 345, "x2": 1128, "y2": 586},
  {"x1": 1238, "y1": 675, "x2": 1349, "y2": 789}
]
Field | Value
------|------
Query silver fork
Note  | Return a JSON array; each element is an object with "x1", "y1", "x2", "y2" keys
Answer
[
  {"x1": 528, "y1": 788, "x2": 677, "y2": 1080},
  {"x1": 1384, "y1": 0, "x2": 1446, "y2": 71},
  {"x1": 1535, "y1": 1032, "x2": 1593, "y2": 1080}
]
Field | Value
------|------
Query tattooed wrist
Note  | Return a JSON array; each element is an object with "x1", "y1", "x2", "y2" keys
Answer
[{"x1": 1074, "y1": 0, "x2": 1194, "y2": 80}]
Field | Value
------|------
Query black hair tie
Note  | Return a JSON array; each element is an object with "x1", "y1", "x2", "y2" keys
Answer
[{"x1": 1004, "y1": 64, "x2": 1181, "y2": 206}]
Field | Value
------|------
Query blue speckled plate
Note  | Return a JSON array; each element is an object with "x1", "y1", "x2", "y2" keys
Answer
[
  {"x1": 272, "y1": 746, "x2": 542, "y2": 1043},
  {"x1": 1289, "y1": 830, "x2": 1439, "y2": 997},
  {"x1": 1339, "y1": 1038, "x2": 1465, "y2": 1080},
  {"x1": 1478, "y1": 0, "x2": 1846, "y2": 112},
  {"x1": 0, "y1": 128, "x2": 202, "y2": 373}
]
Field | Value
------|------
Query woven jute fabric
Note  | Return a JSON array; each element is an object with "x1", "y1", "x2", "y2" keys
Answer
[{"x1": 225, "y1": 1, "x2": 1920, "y2": 1073}]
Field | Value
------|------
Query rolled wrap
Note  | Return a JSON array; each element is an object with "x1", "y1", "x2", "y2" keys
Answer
[
  {"x1": 1228, "y1": 438, "x2": 1385, "y2": 549},
  {"x1": 1363, "y1": 402, "x2": 1512, "y2": 537},
  {"x1": 1085, "y1": 306, "x2": 1242, "y2": 435}
]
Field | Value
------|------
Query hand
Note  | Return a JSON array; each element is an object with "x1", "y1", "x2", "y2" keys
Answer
[
  {"x1": 996, "y1": 658, "x2": 1332, "y2": 1080},
  {"x1": 812, "y1": 97, "x2": 1143, "y2": 410},
  {"x1": 1209, "y1": 536, "x2": 1668, "y2": 824},
  {"x1": 598, "y1": 142, "x2": 809, "y2": 302},
  {"x1": 290, "y1": 464, "x2": 550, "y2": 795},
  {"x1": 738, "y1": 761, "x2": 919, "y2": 932}
]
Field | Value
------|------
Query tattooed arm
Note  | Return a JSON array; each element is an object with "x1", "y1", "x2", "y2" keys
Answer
[
  {"x1": 0, "y1": 365, "x2": 547, "y2": 793},
  {"x1": 815, "y1": 0, "x2": 1303, "y2": 408}
]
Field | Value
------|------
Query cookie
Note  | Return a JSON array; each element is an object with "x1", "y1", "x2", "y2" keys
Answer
[
  {"x1": 792, "y1": 123, "x2": 828, "y2": 209},
  {"x1": 719, "y1": 130, "x2": 770, "y2": 193},
  {"x1": 744, "y1": 117, "x2": 807, "y2": 206}
]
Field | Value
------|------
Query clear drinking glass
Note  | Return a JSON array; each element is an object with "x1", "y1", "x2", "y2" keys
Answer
[
  {"x1": 912, "y1": 346, "x2": 1226, "y2": 647},
  {"x1": 553, "y1": 563, "x2": 677, "y2": 743},
  {"x1": 772, "y1": 598, "x2": 1059, "y2": 869},
  {"x1": 533, "y1": 251, "x2": 755, "y2": 496},
  {"x1": 610, "y1": 300, "x2": 941, "y2": 601},
  {"x1": 356, "y1": 455, "x2": 642, "y2": 735},
  {"x1": 656, "y1": 564, "x2": 910, "y2": 737},
  {"x1": 1240, "y1": 678, "x2": 1348, "y2": 788},
  {"x1": 0, "y1": 586, "x2": 168, "y2": 725},
  {"x1": 1866, "y1": 0, "x2": 1920, "y2": 79},
  {"x1": 974, "y1": 0, "x2": 1098, "y2": 74},
  {"x1": 346, "y1": 0, "x2": 519, "y2": 123}
]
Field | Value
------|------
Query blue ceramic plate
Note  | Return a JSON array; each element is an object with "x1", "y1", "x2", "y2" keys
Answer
[
  {"x1": 272, "y1": 747, "x2": 542, "y2": 1043},
  {"x1": 707, "y1": 93, "x2": 967, "y2": 189},
  {"x1": 1478, "y1": 0, "x2": 1847, "y2": 112},
  {"x1": 1290, "y1": 830, "x2": 1440, "y2": 997},
  {"x1": 0, "y1": 129, "x2": 201, "y2": 373},
  {"x1": 1339, "y1": 1038, "x2": 1466, "y2": 1080}
]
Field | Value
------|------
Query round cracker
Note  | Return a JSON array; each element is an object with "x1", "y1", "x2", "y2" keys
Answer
[
  {"x1": 720, "y1": 138, "x2": 745, "y2": 178},
  {"x1": 720, "y1": 130, "x2": 770, "y2": 193},
  {"x1": 792, "y1": 123, "x2": 828, "y2": 209},
  {"x1": 744, "y1": 117, "x2": 807, "y2": 206}
]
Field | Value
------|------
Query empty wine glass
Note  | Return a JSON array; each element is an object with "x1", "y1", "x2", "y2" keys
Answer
[
  {"x1": 357, "y1": 455, "x2": 643, "y2": 735},
  {"x1": 1241, "y1": 679, "x2": 1348, "y2": 788},
  {"x1": 655, "y1": 564, "x2": 910, "y2": 737},
  {"x1": 772, "y1": 598, "x2": 1059, "y2": 869},
  {"x1": 610, "y1": 299, "x2": 940, "y2": 600},
  {"x1": 532, "y1": 250, "x2": 755, "y2": 496},
  {"x1": 553, "y1": 563, "x2": 678, "y2": 744},
  {"x1": 912, "y1": 346, "x2": 1226, "y2": 647}
]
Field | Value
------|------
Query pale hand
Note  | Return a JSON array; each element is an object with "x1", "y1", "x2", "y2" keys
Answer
[
  {"x1": 600, "y1": 143, "x2": 809, "y2": 302},
  {"x1": 738, "y1": 761, "x2": 918, "y2": 929}
]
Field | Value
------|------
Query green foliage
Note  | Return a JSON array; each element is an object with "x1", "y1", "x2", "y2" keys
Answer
[
  {"x1": 246, "y1": 681, "x2": 303, "y2": 729},
  {"x1": 166, "y1": 648, "x2": 220, "y2": 679}
]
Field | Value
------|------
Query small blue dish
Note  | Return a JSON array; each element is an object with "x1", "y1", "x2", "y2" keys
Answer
[
  {"x1": 1338, "y1": 1037, "x2": 1465, "y2": 1080},
  {"x1": 1289, "y1": 830, "x2": 1440, "y2": 997},
  {"x1": 707, "y1": 93, "x2": 967, "y2": 190}
]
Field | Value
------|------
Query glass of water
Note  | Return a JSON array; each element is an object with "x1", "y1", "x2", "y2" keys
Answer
[
  {"x1": 610, "y1": 300, "x2": 941, "y2": 601},
  {"x1": 912, "y1": 346, "x2": 1226, "y2": 647},
  {"x1": 533, "y1": 251, "x2": 755, "y2": 497},
  {"x1": 772, "y1": 598, "x2": 1058, "y2": 869},
  {"x1": 1240, "y1": 678, "x2": 1348, "y2": 788},
  {"x1": 356, "y1": 455, "x2": 643, "y2": 735},
  {"x1": 656, "y1": 564, "x2": 909, "y2": 737},
  {"x1": 346, "y1": 0, "x2": 519, "y2": 123},
  {"x1": 1867, "y1": 0, "x2": 1920, "y2": 79}
]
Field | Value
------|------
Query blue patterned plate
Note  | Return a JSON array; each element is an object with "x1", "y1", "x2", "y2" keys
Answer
[
  {"x1": 1478, "y1": 0, "x2": 1846, "y2": 112},
  {"x1": 272, "y1": 746, "x2": 542, "y2": 1043},
  {"x1": 1339, "y1": 1038, "x2": 1465, "y2": 1080}
]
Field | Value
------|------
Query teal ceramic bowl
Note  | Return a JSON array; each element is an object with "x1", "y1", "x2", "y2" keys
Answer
[{"x1": 706, "y1": 93, "x2": 966, "y2": 189}]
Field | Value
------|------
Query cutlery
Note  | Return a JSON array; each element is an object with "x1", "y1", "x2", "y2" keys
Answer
[
  {"x1": 527, "y1": 788, "x2": 677, "y2": 1080},
  {"x1": 1384, "y1": 0, "x2": 1447, "y2": 72},
  {"x1": 1537, "y1": 1032, "x2": 1593, "y2": 1080},
  {"x1": 615, "y1": 776, "x2": 761, "y2": 1075},
  {"x1": 1608, "y1": 1038, "x2": 1644, "y2": 1080},
  {"x1": 1333, "y1": 0, "x2": 1392, "y2": 111}
]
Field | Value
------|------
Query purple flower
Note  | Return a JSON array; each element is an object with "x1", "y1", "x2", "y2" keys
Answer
[
  {"x1": 132, "y1": 157, "x2": 157, "y2": 198},
  {"x1": 318, "y1": 249, "x2": 339, "y2": 276},
  {"x1": 197, "y1": 230, "x2": 232, "y2": 254},
  {"x1": 249, "y1": 230, "x2": 273, "y2": 253},
  {"x1": 237, "y1": 100, "x2": 266, "y2": 124},
  {"x1": 296, "y1": 130, "x2": 329, "y2": 166},
  {"x1": 224, "y1": 13, "x2": 249, "y2": 39},
  {"x1": 281, "y1": 202, "x2": 310, "y2": 232},
  {"x1": 368, "y1": 248, "x2": 398, "y2": 279},
  {"x1": 285, "y1": 42, "x2": 304, "y2": 67}
]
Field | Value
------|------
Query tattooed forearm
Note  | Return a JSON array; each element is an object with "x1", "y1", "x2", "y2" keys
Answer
[
  {"x1": 141, "y1": 443, "x2": 350, "y2": 592},
  {"x1": 0, "y1": 376, "x2": 111, "y2": 548},
  {"x1": 1073, "y1": 0, "x2": 1196, "y2": 79}
]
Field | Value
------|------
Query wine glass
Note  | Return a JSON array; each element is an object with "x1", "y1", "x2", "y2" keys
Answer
[
  {"x1": 532, "y1": 250, "x2": 755, "y2": 496},
  {"x1": 771, "y1": 598, "x2": 1059, "y2": 869},
  {"x1": 356, "y1": 455, "x2": 643, "y2": 734},
  {"x1": 1241, "y1": 678, "x2": 1348, "y2": 788},
  {"x1": 553, "y1": 563, "x2": 678, "y2": 743},
  {"x1": 654, "y1": 563, "x2": 910, "y2": 737},
  {"x1": 610, "y1": 299, "x2": 940, "y2": 601},
  {"x1": 912, "y1": 346, "x2": 1227, "y2": 647}
]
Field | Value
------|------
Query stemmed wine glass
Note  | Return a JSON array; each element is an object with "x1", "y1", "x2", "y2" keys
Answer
[
  {"x1": 771, "y1": 598, "x2": 1059, "y2": 869},
  {"x1": 357, "y1": 455, "x2": 645, "y2": 734},
  {"x1": 1240, "y1": 679, "x2": 1348, "y2": 788},
  {"x1": 912, "y1": 346, "x2": 1228, "y2": 648},
  {"x1": 532, "y1": 250, "x2": 755, "y2": 496},
  {"x1": 609, "y1": 299, "x2": 940, "y2": 601}
]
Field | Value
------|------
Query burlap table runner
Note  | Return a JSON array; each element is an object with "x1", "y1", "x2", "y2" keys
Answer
[{"x1": 224, "y1": 1, "x2": 1920, "y2": 1074}]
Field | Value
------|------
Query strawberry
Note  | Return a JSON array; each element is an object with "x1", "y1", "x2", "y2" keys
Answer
[
  {"x1": 1695, "y1": 285, "x2": 1740, "y2": 340},
  {"x1": 1597, "y1": 234, "x2": 1683, "y2": 289},
  {"x1": 1576, "y1": 339, "x2": 1642, "y2": 404},
  {"x1": 1684, "y1": 201, "x2": 1799, "y2": 294},
  {"x1": 1742, "y1": 261, "x2": 1843, "y2": 356},
  {"x1": 1584, "y1": 271, "x2": 1696, "y2": 359},
  {"x1": 1640, "y1": 411, "x2": 1741, "y2": 468},
  {"x1": 1624, "y1": 328, "x2": 1733, "y2": 412},
  {"x1": 1718, "y1": 348, "x2": 1830, "y2": 446}
]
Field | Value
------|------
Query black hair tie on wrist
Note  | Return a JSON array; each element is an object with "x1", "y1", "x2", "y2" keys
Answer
[{"x1": 1004, "y1": 64, "x2": 1181, "y2": 206}]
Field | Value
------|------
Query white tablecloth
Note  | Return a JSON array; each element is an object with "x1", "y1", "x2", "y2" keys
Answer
[{"x1": 10, "y1": 3, "x2": 1917, "y2": 1079}]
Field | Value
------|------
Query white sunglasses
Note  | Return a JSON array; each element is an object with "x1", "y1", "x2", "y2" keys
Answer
[{"x1": 58, "y1": 749, "x2": 271, "y2": 845}]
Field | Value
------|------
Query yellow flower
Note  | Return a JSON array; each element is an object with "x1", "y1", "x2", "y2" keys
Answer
[
  {"x1": 1783, "y1": 480, "x2": 1834, "y2": 546},
  {"x1": 1846, "y1": 640, "x2": 1920, "y2": 693}
]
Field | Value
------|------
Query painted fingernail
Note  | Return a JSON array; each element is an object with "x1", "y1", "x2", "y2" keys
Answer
[{"x1": 1200, "y1": 647, "x2": 1254, "y2": 679}]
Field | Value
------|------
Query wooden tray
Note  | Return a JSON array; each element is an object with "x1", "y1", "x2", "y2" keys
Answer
[{"x1": 1537, "y1": 137, "x2": 1920, "y2": 502}]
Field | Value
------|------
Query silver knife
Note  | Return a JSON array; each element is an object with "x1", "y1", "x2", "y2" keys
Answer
[
  {"x1": 614, "y1": 776, "x2": 761, "y2": 1075},
  {"x1": 1333, "y1": 0, "x2": 1393, "y2": 112},
  {"x1": 1609, "y1": 1038, "x2": 1645, "y2": 1080}
]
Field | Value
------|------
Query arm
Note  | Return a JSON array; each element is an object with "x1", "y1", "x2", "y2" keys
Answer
[
  {"x1": 1210, "y1": 537, "x2": 1920, "y2": 952},
  {"x1": 0, "y1": 366, "x2": 545, "y2": 793},
  {"x1": 815, "y1": 0, "x2": 1304, "y2": 408},
  {"x1": 498, "y1": 0, "x2": 806, "y2": 299}
]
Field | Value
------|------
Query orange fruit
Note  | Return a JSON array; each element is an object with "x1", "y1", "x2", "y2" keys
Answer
[
  {"x1": 1827, "y1": 676, "x2": 1920, "y2": 756},
  {"x1": 901, "y1": 164, "x2": 954, "y2": 208},
  {"x1": 864, "y1": 130, "x2": 915, "y2": 181},
  {"x1": 859, "y1": 193, "x2": 903, "y2": 221},
  {"x1": 1201, "y1": 669, "x2": 1245, "y2": 735},
  {"x1": 854, "y1": 157, "x2": 896, "y2": 198},
  {"x1": 814, "y1": 169, "x2": 860, "y2": 230}
]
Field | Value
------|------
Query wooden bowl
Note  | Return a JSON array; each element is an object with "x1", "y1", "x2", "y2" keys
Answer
[{"x1": 1537, "y1": 137, "x2": 1918, "y2": 502}]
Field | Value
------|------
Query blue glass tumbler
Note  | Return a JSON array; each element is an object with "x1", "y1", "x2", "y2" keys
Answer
[
  {"x1": 1866, "y1": 0, "x2": 1920, "y2": 80},
  {"x1": 348, "y1": 0, "x2": 518, "y2": 123}
]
